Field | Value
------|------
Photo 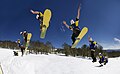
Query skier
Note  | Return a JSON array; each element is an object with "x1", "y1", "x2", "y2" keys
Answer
[
  {"x1": 88, "y1": 36, "x2": 97, "y2": 62},
  {"x1": 16, "y1": 39, "x2": 25, "y2": 56},
  {"x1": 30, "y1": 10, "x2": 44, "y2": 31},
  {"x1": 63, "y1": 6, "x2": 81, "y2": 45},
  {"x1": 99, "y1": 53, "x2": 108, "y2": 65},
  {"x1": 20, "y1": 31, "x2": 28, "y2": 43}
]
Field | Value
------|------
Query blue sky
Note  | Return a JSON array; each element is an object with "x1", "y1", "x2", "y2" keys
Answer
[{"x1": 0, "y1": 0, "x2": 120, "y2": 49}]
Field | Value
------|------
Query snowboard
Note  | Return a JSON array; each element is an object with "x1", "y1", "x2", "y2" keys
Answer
[
  {"x1": 71, "y1": 27, "x2": 88, "y2": 48},
  {"x1": 96, "y1": 64, "x2": 103, "y2": 67},
  {"x1": 40, "y1": 9, "x2": 52, "y2": 38},
  {"x1": 24, "y1": 33, "x2": 32, "y2": 54}
]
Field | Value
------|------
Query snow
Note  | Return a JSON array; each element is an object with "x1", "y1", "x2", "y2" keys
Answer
[{"x1": 0, "y1": 48, "x2": 120, "y2": 74}]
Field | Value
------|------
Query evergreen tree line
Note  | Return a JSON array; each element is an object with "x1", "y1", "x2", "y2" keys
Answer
[
  {"x1": 56, "y1": 43, "x2": 105, "y2": 57},
  {"x1": 0, "y1": 40, "x2": 18, "y2": 49},
  {"x1": 29, "y1": 41, "x2": 55, "y2": 55},
  {"x1": 0, "y1": 41, "x2": 120, "y2": 58},
  {"x1": 0, "y1": 40, "x2": 54, "y2": 55},
  {"x1": 56, "y1": 43, "x2": 120, "y2": 58}
]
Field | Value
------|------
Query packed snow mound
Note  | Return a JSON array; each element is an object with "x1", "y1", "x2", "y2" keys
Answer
[
  {"x1": 0, "y1": 48, "x2": 120, "y2": 74},
  {"x1": 2, "y1": 57, "x2": 35, "y2": 74},
  {"x1": 0, "y1": 48, "x2": 13, "y2": 62}
]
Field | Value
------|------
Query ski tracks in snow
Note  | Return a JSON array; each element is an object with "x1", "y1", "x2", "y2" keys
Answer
[{"x1": 2, "y1": 56, "x2": 35, "y2": 74}]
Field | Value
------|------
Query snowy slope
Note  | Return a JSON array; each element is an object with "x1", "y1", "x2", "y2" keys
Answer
[{"x1": 0, "y1": 48, "x2": 120, "y2": 74}]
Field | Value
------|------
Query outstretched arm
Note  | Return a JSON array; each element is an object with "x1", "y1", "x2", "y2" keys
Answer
[
  {"x1": 88, "y1": 36, "x2": 90, "y2": 41},
  {"x1": 30, "y1": 10, "x2": 39, "y2": 14},
  {"x1": 63, "y1": 21, "x2": 73, "y2": 31},
  {"x1": 77, "y1": 5, "x2": 80, "y2": 19},
  {"x1": 88, "y1": 36, "x2": 92, "y2": 42}
]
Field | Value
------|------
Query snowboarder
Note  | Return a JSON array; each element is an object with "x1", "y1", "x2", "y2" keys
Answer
[
  {"x1": 88, "y1": 36, "x2": 97, "y2": 62},
  {"x1": 98, "y1": 53, "x2": 108, "y2": 65},
  {"x1": 30, "y1": 10, "x2": 44, "y2": 31},
  {"x1": 63, "y1": 6, "x2": 81, "y2": 45},
  {"x1": 20, "y1": 31, "x2": 28, "y2": 43},
  {"x1": 16, "y1": 39, "x2": 25, "y2": 56},
  {"x1": 31, "y1": 9, "x2": 51, "y2": 38}
]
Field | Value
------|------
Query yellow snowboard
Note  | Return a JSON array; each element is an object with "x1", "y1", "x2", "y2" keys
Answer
[
  {"x1": 25, "y1": 33, "x2": 32, "y2": 54},
  {"x1": 27, "y1": 33, "x2": 32, "y2": 42},
  {"x1": 40, "y1": 9, "x2": 52, "y2": 38},
  {"x1": 71, "y1": 27, "x2": 88, "y2": 48}
]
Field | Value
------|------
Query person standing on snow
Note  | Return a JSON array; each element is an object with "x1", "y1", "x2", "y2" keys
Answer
[
  {"x1": 16, "y1": 39, "x2": 25, "y2": 56},
  {"x1": 63, "y1": 6, "x2": 81, "y2": 45},
  {"x1": 88, "y1": 36, "x2": 97, "y2": 62},
  {"x1": 20, "y1": 31, "x2": 28, "y2": 43},
  {"x1": 30, "y1": 10, "x2": 44, "y2": 31}
]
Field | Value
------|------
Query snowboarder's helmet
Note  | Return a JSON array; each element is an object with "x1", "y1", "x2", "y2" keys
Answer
[
  {"x1": 70, "y1": 19, "x2": 75, "y2": 24},
  {"x1": 99, "y1": 53, "x2": 101, "y2": 55},
  {"x1": 24, "y1": 31, "x2": 27, "y2": 33},
  {"x1": 20, "y1": 32, "x2": 23, "y2": 35},
  {"x1": 36, "y1": 14, "x2": 39, "y2": 19},
  {"x1": 89, "y1": 38, "x2": 93, "y2": 41}
]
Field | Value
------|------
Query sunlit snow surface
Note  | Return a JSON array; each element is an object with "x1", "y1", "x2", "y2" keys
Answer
[{"x1": 0, "y1": 48, "x2": 120, "y2": 74}]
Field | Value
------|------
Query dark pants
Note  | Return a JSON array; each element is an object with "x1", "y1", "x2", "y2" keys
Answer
[
  {"x1": 91, "y1": 50, "x2": 96, "y2": 62},
  {"x1": 20, "y1": 47, "x2": 25, "y2": 56},
  {"x1": 104, "y1": 58, "x2": 108, "y2": 65},
  {"x1": 99, "y1": 58, "x2": 104, "y2": 64},
  {"x1": 71, "y1": 30, "x2": 80, "y2": 44},
  {"x1": 99, "y1": 58, "x2": 108, "y2": 65},
  {"x1": 25, "y1": 37, "x2": 27, "y2": 43}
]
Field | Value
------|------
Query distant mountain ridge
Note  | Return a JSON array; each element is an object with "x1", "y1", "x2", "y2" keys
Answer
[{"x1": 105, "y1": 49, "x2": 120, "y2": 52}]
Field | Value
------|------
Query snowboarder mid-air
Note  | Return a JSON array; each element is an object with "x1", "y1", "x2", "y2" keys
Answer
[
  {"x1": 31, "y1": 9, "x2": 51, "y2": 39},
  {"x1": 30, "y1": 10, "x2": 44, "y2": 31},
  {"x1": 88, "y1": 36, "x2": 97, "y2": 62},
  {"x1": 20, "y1": 31, "x2": 28, "y2": 43},
  {"x1": 63, "y1": 6, "x2": 81, "y2": 45}
]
